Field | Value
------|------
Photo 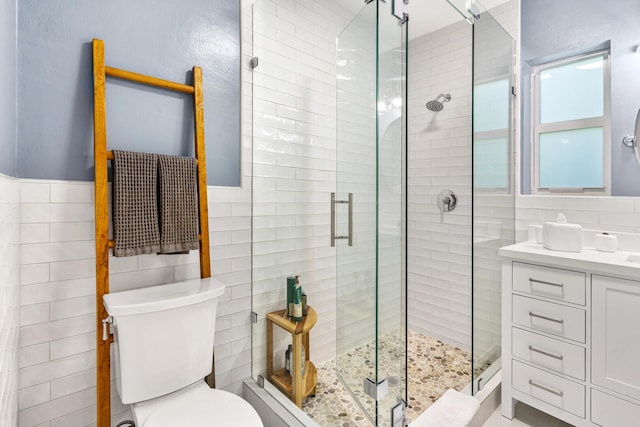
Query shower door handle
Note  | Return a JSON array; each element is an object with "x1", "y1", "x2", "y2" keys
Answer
[{"x1": 331, "y1": 193, "x2": 353, "y2": 247}]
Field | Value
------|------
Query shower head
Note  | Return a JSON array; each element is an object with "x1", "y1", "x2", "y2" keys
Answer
[{"x1": 425, "y1": 93, "x2": 452, "y2": 112}]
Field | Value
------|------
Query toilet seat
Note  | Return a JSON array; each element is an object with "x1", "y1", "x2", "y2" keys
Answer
[{"x1": 132, "y1": 381, "x2": 263, "y2": 427}]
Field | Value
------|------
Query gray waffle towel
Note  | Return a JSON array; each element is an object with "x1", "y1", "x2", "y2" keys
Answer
[
  {"x1": 112, "y1": 150, "x2": 161, "y2": 257},
  {"x1": 158, "y1": 154, "x2": 199, "y2": 254}
]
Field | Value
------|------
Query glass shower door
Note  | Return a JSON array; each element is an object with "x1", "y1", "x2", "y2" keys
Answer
[
  {"x1": 335, "y1": 3, "x2": 377, "y2": 421},
  {"x1": 471, "y1": 9, "x2": 515, "y2": 393},
  {"x1": 335, "y1": 1, "x2": 407, "y2": 424}
]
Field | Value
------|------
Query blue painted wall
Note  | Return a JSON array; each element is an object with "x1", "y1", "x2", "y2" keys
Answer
[
  {"x1": 521, "y1": 0, "x2": 640, "y2": 195},
  {"x1": 18, "y1": 0, "x2": 240, "y2": 186},
  {"x1": 0, "y1": 0, "x2": 17, "y2": 177}
]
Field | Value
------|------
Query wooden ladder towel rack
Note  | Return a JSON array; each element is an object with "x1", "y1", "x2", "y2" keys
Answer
[{"x1": 92, "y1": 38, "x2": 211, "y2": 427}]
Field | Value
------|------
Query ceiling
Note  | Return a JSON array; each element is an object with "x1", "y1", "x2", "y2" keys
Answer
[{"x1": 342, "y1": 0, "x2": 510, "y2": 40}]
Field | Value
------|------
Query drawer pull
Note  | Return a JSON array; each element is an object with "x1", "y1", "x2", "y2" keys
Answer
[
  {"x1": 529, "y1": 278, "x2": 564, "y2": 288},
  {"x1": 529, "y1": 311, "x2": 564, "y2": 324},
  {"x1": 528, "y1": 379, "x2": 564, "y2": 397},
  {"x1": 528, "y1": 345, "x2": 564, "y2": 360}
]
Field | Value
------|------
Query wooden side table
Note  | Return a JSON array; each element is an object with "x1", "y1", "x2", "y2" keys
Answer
[{"x1": 266, "y1": 306, "x2": 318, "y2": 407}]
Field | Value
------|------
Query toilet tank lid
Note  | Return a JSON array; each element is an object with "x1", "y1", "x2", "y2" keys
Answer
[{"x1": 103, "y1": 278, "x2": 225, "y2": 317}]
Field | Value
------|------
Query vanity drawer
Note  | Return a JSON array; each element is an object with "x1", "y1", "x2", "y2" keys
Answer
[
  {"x1": 512, "y1": 360, "x2": 585, "y2": 418},
  {"x1": 512, "y1": 295, "x2": 585, "y2": 343},
  {"x1": 512, "y1": 327, "x2": 585, "y2": 380},
  {"x1": 513, "y1": 262, "x2": 585, "y2": 305}
]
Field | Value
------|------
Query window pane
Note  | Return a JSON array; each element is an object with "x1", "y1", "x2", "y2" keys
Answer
[
  {"x1": 539, "y1": 127, "x2": 603, "y2": 188},
  {"x1": 539, "y1": 55, "x2": 604, "y2": 123},
  {"x1": 474, "y1": 137, "x2": 508, "y2": 188},
  {"x1": 474, "y1": 79, "x2": 509, "y2": 132}
]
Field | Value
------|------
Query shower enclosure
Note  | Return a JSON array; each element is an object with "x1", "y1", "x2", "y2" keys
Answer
[
  {"x1": 250, "y1": 1, "x2": 407, "y2": 424},
  {"x1": 335, "y1": 2, "x2": 407, "y2": 423},
  {"x1": 249, "y1": 0, "x2": 515, "y2": 425}
]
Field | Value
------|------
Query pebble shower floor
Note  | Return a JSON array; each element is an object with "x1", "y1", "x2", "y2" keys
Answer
[{"x1": 300, "y1": 330, "x2": 476, "y2": 426}]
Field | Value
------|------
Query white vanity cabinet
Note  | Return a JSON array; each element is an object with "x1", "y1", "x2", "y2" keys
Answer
[{"x1": 501, "y1": 243, "x2": 640, "y2": 427}]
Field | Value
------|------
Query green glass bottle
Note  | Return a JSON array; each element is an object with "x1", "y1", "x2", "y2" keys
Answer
[
  {"x1": 286, "y1": 276, "x2": 295, "y2": 318},
  {"x1": 292, "y1": 275, "x2": 303, "y2": 321}
]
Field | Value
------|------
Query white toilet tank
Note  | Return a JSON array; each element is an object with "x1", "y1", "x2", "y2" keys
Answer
[{"x1": 103, "y1": 278, "x2": 225, "y2": 404}]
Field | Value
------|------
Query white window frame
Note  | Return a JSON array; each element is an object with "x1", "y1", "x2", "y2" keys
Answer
[{"x1": 530, "y1": 50, "x2": 611, "y2": 195}]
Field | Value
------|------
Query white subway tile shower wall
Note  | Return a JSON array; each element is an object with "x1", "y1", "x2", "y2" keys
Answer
[
  {"x1": 407, "y1": 21, "x2": 474, "y2": 351},
  {"x1": 406, "y1": 0, "x2": 519, "y2": 356},
  {"x1": 250, "y1": 0, "x2": 356, "y2": 379},
  {"x1": 250, "y1": 0, "x2": 404, "y2": 379},
  {"x1": 0, "y1": 174, "x2": 20, "y2": 427}
]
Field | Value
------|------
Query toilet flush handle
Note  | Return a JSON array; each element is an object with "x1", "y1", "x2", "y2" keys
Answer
[{"x1": 102, "y1": 316, "x2": 113, "y2": 341}]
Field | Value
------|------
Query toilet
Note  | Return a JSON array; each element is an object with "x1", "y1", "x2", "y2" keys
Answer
[{"x1": 103, "y1": 278, "x2": 263, "y2": 427}]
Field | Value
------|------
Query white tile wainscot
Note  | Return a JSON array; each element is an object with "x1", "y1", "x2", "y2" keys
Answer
[
  {"x1": 17, "y1": 180, "x2": 252, "y2": 427},
  {"x1": 0, "y1": 174, "x2": 20, "y2": 427},
  {"x1": 515, "y1": 195, "x2": 640, "y2": 243},
  {"x1": 501, "y1": 240, "x2": 640, "y2": 427}
]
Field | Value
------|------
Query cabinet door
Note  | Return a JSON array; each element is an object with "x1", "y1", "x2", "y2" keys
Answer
[
  {"x1": 592, "y1": 275, "x2": 640, "y2": 401},
  {"x1": 592, "y1": 389, "x2": 640, "y2": 427}
]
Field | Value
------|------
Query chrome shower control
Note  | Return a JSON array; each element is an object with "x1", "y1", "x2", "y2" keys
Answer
[{"x1": 437, "y1": 190, "x2": 457, "y2": 213}]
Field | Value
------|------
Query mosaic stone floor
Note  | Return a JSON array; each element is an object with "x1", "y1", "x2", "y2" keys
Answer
[{"x1": 300, "y1": 330, "x2": 477, "y2": 426}]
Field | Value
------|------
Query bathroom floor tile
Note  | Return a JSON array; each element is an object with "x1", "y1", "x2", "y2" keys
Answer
[{"x1": 299, "y1": 330, "x2": 479, "y2": 426}]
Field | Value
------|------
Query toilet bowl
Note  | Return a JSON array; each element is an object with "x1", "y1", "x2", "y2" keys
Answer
[
  {"x1": 132, "y1": 381, "x2": 263, "y2": 426},
  {"x1": 103, "y1": 278, "x2": 263, "y2": 427}
]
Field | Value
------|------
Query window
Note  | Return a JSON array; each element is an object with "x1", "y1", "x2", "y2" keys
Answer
[
  {"x1": 474, "y1": 78, "x2": 511, "y2": 190},
  {"x1": 531, "y1": 51, "x2": 610, "y2": 193}
]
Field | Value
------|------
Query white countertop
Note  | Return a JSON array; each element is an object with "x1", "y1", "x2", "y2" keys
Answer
[{"x1": 499, "y1": 241, "x2": 640, "y2": 280}]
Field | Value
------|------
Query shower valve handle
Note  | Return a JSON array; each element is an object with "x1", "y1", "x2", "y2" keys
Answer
[{"x1": 437, "y1": 190, "x2": 457, "y2": 213}]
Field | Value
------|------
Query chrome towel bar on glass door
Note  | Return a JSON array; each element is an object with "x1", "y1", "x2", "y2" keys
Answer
[{"x1": 331, "y1": 192, "x2": 353, "y2": 247}]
